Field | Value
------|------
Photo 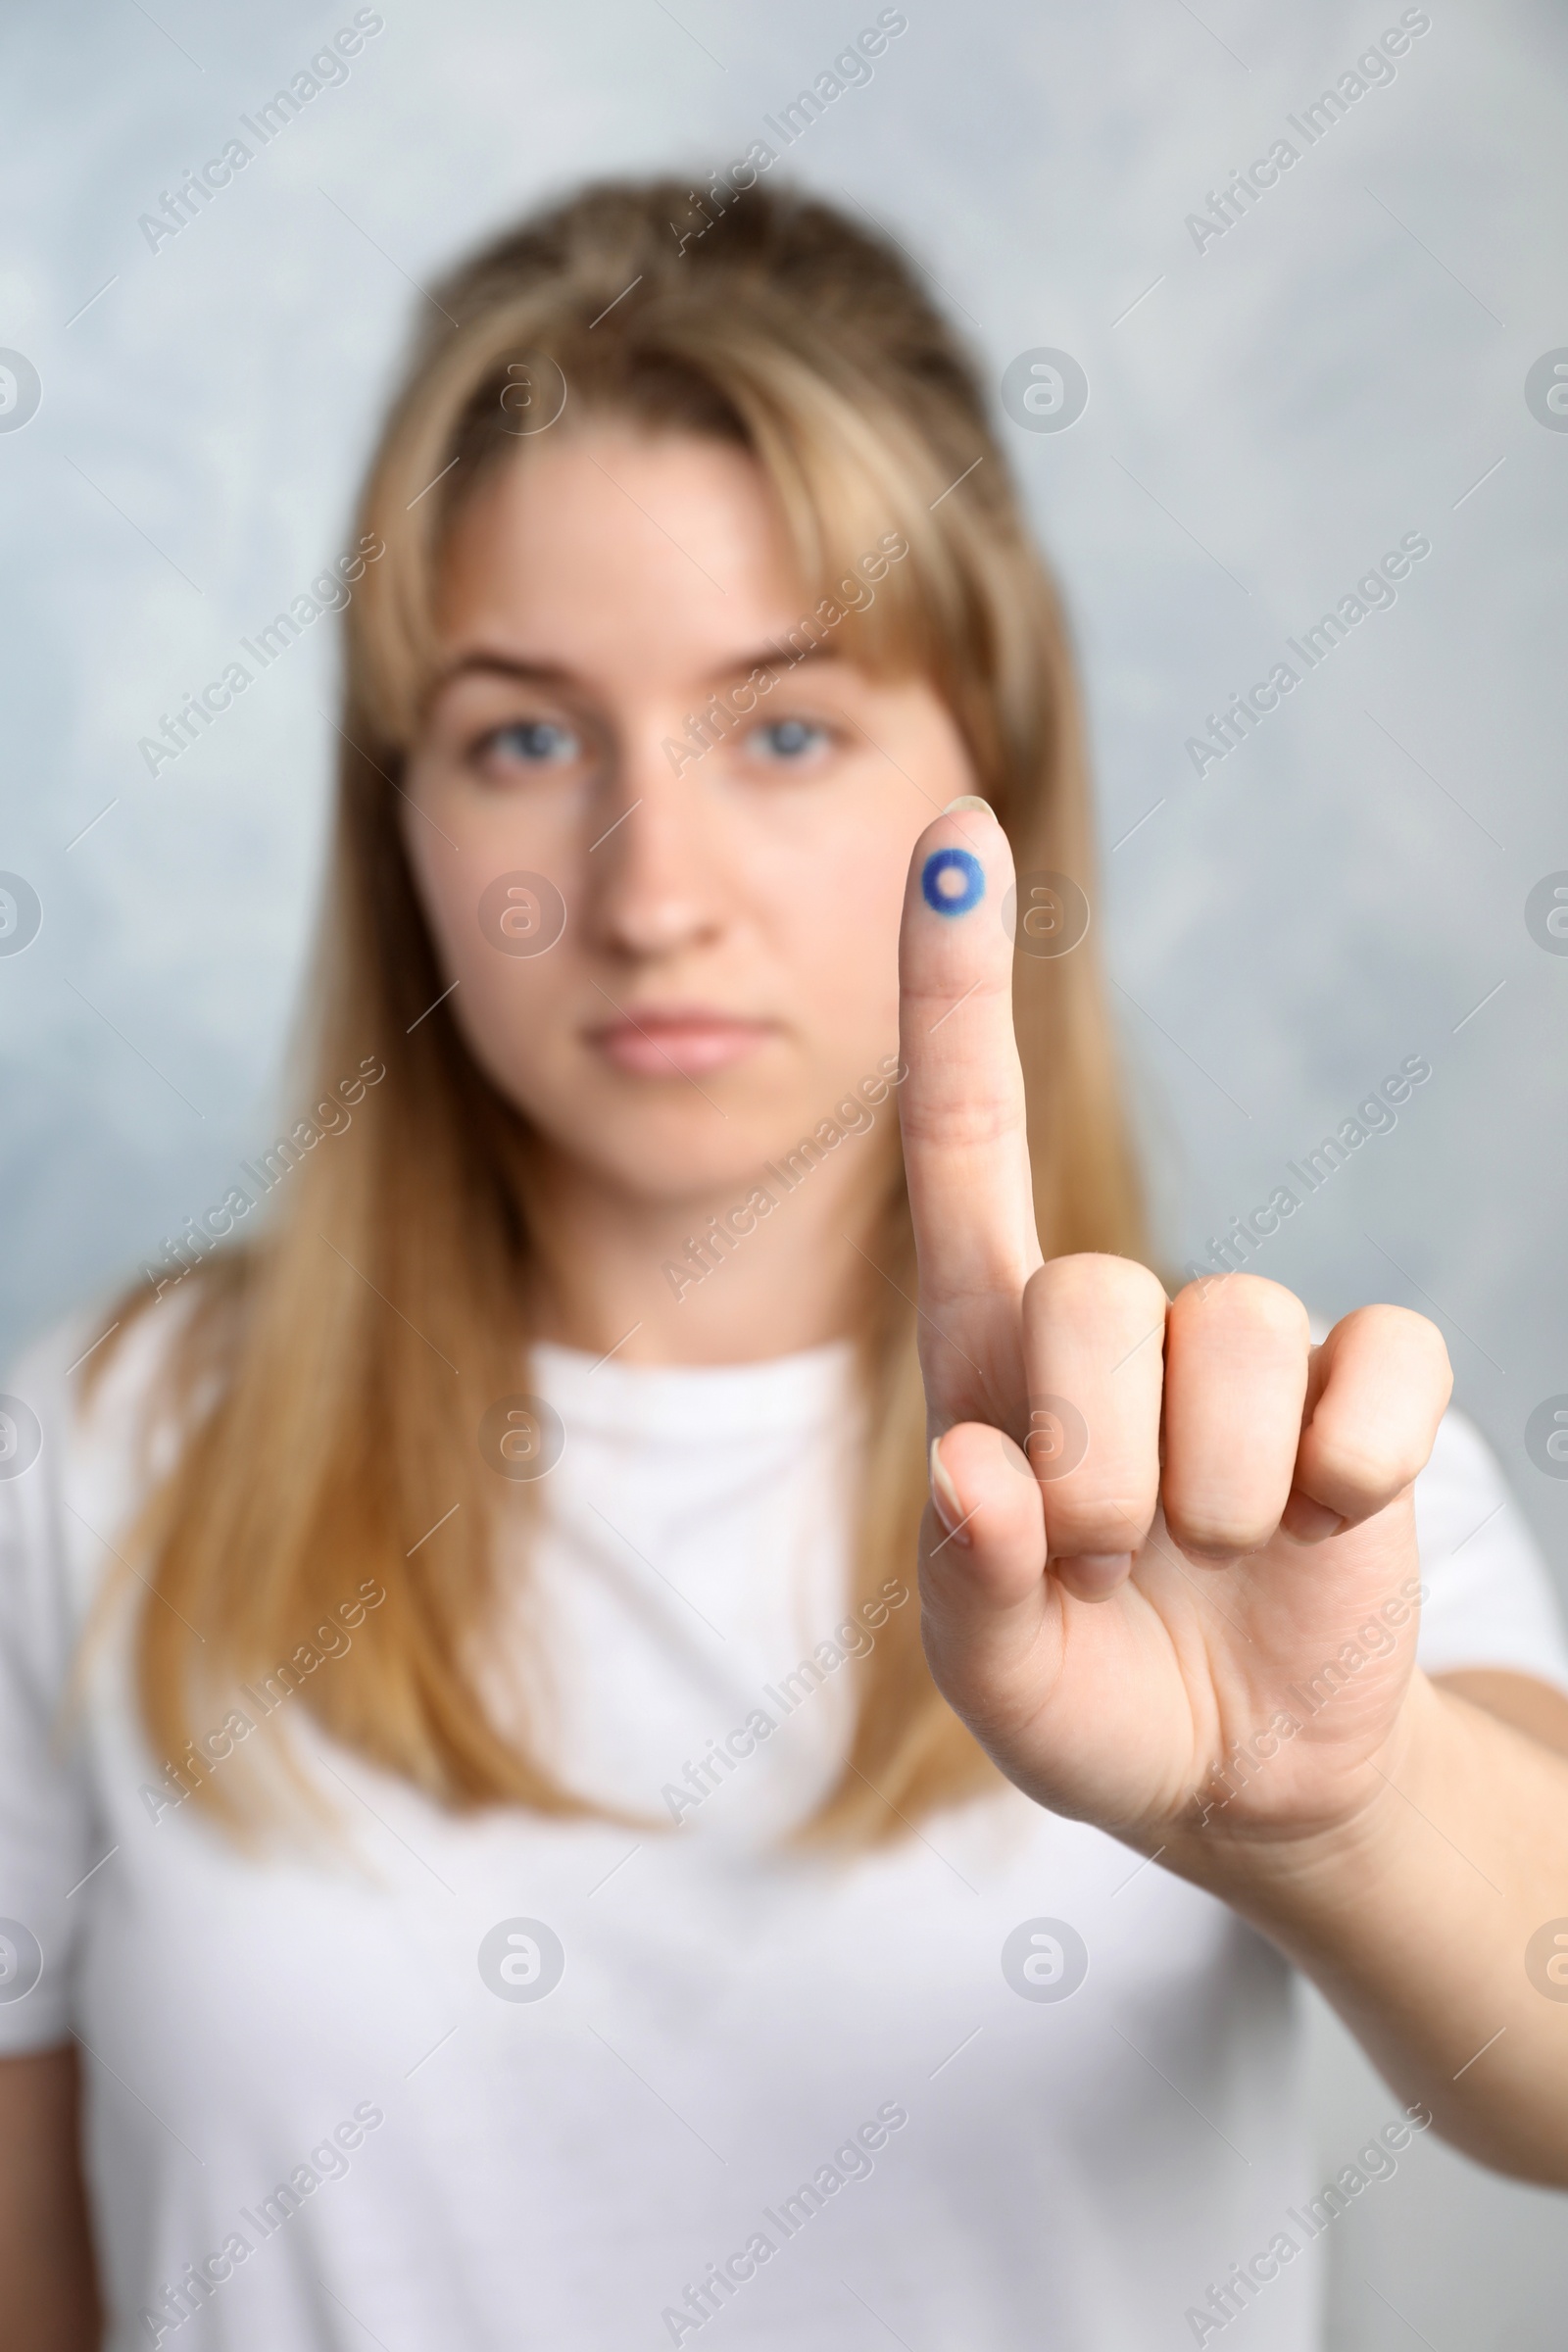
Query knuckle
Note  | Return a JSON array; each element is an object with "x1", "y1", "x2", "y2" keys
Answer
[
  {"x1": 1329, "y1": 1303, "x2": 1453, "y2": 1394},
  {"x1": 1026, "y1": 1252, "x2": 1168, "y2": 1324},
  {"x1": 1166, "y1": 1511, "x2": 1275, "y2": 1559},
  {"x1": 1301, "y1": 1421, "x2": 1417, "y2": 1509},
  {"x1": 1171, "y1": 1271, "x2": 1309, "y2": 1345},
  {"x1": 1044, "y1": 1478, "x2": 1157, "y2": 1547}
]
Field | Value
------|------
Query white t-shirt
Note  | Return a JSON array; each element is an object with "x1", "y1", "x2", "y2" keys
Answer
[{"x1": 1, "y1": 1307, "x2": 1565, "y2": 2352}]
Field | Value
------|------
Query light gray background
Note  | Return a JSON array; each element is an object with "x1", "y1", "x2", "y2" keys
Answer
[{"x1": 1, "y1": 1, "x2": 1565, "y2": 2342}]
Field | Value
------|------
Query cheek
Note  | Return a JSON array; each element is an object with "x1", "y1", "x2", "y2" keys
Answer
[
  {"x1": 401, "y1": 802, "x2": 576, "y2": 1102},
  {"x1": 752, "y1": 712, "x2": 968, "y2": 1035},
  {"x1": 759, "y1": 806, "x2": 910, "y2": 1024},
  {"x1": 449, "y1": 941, "x2": 571, "y2": 1105}
]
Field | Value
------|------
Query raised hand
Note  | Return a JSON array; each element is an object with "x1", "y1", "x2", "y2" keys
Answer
[{"x1": 898, "y1": 799, "x2": 1453, "y2": 1859}]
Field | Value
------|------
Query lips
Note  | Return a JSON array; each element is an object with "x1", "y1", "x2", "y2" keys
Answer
[{"x1": 588, "y1": 1007, "x2": 775, "y2": 1078}]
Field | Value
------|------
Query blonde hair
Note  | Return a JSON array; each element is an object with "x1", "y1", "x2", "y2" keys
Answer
[{"x1": 94, "y1": 175, "x2": 1149, "y2": 1846}]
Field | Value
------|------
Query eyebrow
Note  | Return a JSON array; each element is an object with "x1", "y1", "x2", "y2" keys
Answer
[
  {"x1": 432, "y1": 639, "x2": 842, "y2": 699},
  {"x1": 432, "y1": 653, "x2": 575, "y2": 696}
]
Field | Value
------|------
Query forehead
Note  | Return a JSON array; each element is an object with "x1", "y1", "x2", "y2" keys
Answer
[{"x1": 435, "y1": 428, "x2": 809, "y2": 691}]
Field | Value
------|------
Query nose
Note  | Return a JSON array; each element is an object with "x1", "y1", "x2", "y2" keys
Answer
[{"x1": 583, "y1": 723, "x2": 728, "y2": 962}]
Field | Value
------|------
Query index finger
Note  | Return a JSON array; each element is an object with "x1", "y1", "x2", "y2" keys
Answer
[{"x1": 898, "y1": 797, "x2": 1042, "y2": 1413}]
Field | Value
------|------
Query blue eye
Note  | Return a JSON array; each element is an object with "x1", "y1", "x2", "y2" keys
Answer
[
  {"x1": 488, "y1": 718, "x2": 581, "y2": 765},
  {"x1": 747, "y1": 717, "x2": 829, "y2": 762}
]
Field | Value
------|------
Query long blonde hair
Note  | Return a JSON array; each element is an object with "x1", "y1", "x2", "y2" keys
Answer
[{"x1": 93, "y1": 174, "x2": 1148, "y2": 1846}]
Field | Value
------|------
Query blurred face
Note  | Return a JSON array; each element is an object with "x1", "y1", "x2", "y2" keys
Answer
[{"x1": 400, "y1": 427, "x2": 975, "y2": 1209}]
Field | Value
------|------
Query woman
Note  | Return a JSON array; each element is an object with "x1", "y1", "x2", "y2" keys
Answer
[{"x1": 3, "y1": 175, "x2": 1566, "y2": 2351}]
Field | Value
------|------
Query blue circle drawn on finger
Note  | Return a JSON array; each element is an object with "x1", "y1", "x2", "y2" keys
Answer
[{"x1": 921, "y1": 847, "x2": 985, "y2": 916}]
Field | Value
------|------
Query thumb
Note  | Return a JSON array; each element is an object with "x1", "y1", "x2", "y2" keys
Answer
[{"x1": 921, "y1": 1422, "x2": 1059, "y2": 1727}]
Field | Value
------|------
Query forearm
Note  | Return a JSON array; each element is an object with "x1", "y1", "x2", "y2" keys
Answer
[
  {"x1": 1167, "y1": 1671, "x2": 1568, "y2": 2183},
  {"x1": 0, "y1": 2046, "x2": 101, "y2": 2348}
]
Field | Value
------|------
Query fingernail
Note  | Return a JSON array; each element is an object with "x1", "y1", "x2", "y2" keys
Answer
[
  {"x1": 1280, "y1": 1492, "x2": 1346, "y2": 1544},
  {"x1": 929, "y1": 1436, "x2": 970, "y2": 1545},
  {"x1": 943, "y1": 795, "x2": 993, "y2": 815},
  {"x1": 1053, "y1": 1552, "x2": 1133, "y2": 1599}
]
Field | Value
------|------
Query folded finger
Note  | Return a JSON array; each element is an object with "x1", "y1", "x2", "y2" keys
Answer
[
  {"x1": 1162, "y1": 1275, "x2": 1310, "y2": 1560},
  {"x1": 1282, "y1": 1304, "x2": 1452, "y2": 1541},
  {"x1": 1020, "y1": 1253, "x2": 1168, "y2": 1595}
]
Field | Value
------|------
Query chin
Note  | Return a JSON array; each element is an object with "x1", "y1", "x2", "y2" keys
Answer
[{"x1": 599, "y1": 1125, "x2": 786, "y2": 1205}]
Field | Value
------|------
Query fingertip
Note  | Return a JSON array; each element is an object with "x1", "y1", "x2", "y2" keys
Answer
[
  {"x1": 1052, "y1": 1552, "x2": 1133, "y2": 1602},
  {"x1": 1174, "y1": 1541, "x2": 1244, "y2": 1568},
  {"x1": 1278, "y1": 1491, "x2": 1347, "y2": 1544}
]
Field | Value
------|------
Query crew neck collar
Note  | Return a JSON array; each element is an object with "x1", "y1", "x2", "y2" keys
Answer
[{"x1": 528, "y1": 1335, "x2": 858, "y2": 1438}]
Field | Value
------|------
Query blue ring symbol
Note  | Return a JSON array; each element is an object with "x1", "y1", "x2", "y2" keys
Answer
[{"x1": 921, "y1": 847, "x2": 985, "y2": 917}]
